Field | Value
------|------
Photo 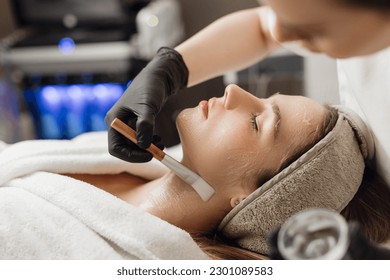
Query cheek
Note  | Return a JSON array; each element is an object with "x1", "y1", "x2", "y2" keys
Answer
[
  {"x1": 197, "y1": 124, "x2": 248, "y2": 172},
  {"x1": 203, "y1": 115, "x2": 252, "y2": 157},
  {"x1": 178, "y1": 113, "x2": 255, "y2": 185},
  {"x1": 179, "y1": 109, "x2": 248, "y2": 156},
  {"x1": 176, "y1": 108, "x2": 199, "y2": 149}
]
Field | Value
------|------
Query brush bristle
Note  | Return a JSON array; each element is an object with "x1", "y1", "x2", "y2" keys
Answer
[{"x1": 192, "y1": 178, "x2": 215, "y2": 201}]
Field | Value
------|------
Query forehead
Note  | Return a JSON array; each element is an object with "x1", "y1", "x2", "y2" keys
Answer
[
  {"x1": 274, "y1": 93, "x2": 326, "y2": 124},
  {"x1": 272, "y1": 94, "x2": 326, "y2": 147}
]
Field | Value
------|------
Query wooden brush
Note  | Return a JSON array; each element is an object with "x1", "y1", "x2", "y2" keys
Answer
[{"x1": 110, "y1": 118, "x2": 215, "y2": 201}]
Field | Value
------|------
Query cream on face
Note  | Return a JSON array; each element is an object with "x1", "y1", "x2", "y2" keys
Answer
[
  {"x1": 133, "y1": 85, "x2": 327, "y2": 233},
  {"x1": 176, "y1": 84, "x2": 327, "y2": 196}
]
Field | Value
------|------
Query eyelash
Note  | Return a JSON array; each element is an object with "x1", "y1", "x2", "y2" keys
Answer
[{"x1": 250, "y1": 113, "x2": 259, "y2": 131}]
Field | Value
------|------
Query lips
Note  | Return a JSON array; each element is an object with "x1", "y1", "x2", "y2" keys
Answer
[{"x1": 199, "y1": 100, "x2": 208, "y2": 119}]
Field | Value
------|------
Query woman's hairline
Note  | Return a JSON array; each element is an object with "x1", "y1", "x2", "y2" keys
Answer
[{"x1": 253, "y1": 104, "x2": 339, "y2": 188}]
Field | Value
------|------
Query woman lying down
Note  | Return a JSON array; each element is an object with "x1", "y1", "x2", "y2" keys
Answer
[{"x1": 1, "y1": 84, "x2": 389, "y2": 260}]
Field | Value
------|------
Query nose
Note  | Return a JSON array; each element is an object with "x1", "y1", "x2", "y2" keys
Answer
[
  {"x1": 223, "y1": 84, "x2": 243, "y2": 110},
  {"x1": 223, "y1": 84, "x2": 264, "y2": 110}
]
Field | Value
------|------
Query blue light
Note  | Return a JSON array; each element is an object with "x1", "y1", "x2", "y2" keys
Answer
[
  {"x1": 41, "y1": 86, "x2": 63, "y2": 109},
  {"x1": 58, "y1": 37, "x2": 76, "y2": 54},
  {"x1": 28, "y1": 83, "x2": 126, "y2": 139}
]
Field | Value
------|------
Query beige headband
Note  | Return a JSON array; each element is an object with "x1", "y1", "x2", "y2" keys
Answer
[{"x1": 218, "y1": 106, "x2": 373, "y2": 255}]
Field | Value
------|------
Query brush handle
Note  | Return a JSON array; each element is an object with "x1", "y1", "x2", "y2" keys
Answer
[{"x1": 110, "y1": 118, "x2": 165, "y2": 161}]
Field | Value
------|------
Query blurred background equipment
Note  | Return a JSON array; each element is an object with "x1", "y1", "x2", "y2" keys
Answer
[
  {"x1": 0, "y1": 0, "x2": 185, "y2": 141},
  {"x1": 0, "y1": 76, "x2": 21, "y2": 143},
  {"x1": 269, "y1": 208, "x2": 390, "y2": 260},
  {"x1": 0, "y1": 0, "x2": 339, "y2": 145},
  {"x1": 276, "y1": 208, "x2": 350, "y2": 260}
]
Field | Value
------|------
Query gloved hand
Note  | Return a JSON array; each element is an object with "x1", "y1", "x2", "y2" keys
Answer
[{"x1": 105, "y1": 47, "x2": 189, "y2": 162}]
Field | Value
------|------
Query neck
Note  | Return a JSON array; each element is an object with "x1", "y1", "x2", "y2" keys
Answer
[{"x1": 132, "y1": 172, "x2": 230, "y2": 233}]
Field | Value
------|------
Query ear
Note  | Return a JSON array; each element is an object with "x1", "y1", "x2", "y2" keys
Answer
[{"x1": 230, "y1": 195, "x2": 247, "y2": 208}]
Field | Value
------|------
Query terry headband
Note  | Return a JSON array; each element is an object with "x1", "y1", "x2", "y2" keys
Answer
[{"x1": 218, "y1": 106, "x2": 374, "y2": 255}]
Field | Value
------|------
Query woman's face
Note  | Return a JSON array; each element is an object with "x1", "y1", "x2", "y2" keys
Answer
[
  {"x1": 176, "y1": 84, "x2": 327, "y2": 196},
  {"x1": 265, "y1": 0, "x2": 390, "y2": 58}
]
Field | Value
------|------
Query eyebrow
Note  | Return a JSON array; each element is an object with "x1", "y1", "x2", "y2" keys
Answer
[{"x1": 272, "y1": 102, "x2": 281, "y2": 140}]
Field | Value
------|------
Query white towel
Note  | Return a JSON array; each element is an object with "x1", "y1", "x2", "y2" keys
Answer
[
  {"x1": 0, "y1": 132, "x2": 170, "y2": 186},
  {"x1": 0, "y1": 132, "x2": 207, "y2": 260}
]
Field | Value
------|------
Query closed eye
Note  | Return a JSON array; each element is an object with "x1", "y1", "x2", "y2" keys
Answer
[{"x1": 250, "y1": 113, "x2": 259, "y2": 131}]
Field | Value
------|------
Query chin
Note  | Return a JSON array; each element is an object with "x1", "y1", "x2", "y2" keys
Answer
[
  {"x1": 323, "y1": 52, "x2": 349, "y2": 59},
  {"x1": 315, "y1": 45, "x2": 378, "y2": 59},
  {"x1": 323, "y1": 50, "x2": 363, "y2": 59},
  {"x1": 299, "y1": 42, "x2": 348, "y2": 58}
]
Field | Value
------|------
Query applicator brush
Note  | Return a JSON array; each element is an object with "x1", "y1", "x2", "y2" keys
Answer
[{"x1": 110, "y1": 118, "x2": 215, "y2": 201}]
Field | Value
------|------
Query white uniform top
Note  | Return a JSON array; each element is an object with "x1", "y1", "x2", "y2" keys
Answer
[
  {"x1": 337, "y1": 48, "x2": 390, "y2": 186},
  {"x1": 265, "y1": 7, "x2": 390, "y2": 186}
]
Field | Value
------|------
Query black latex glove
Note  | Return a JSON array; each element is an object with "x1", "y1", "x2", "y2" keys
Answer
[{"x1": 105, "y1": 47, "x2": 189, "y2": 162}]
